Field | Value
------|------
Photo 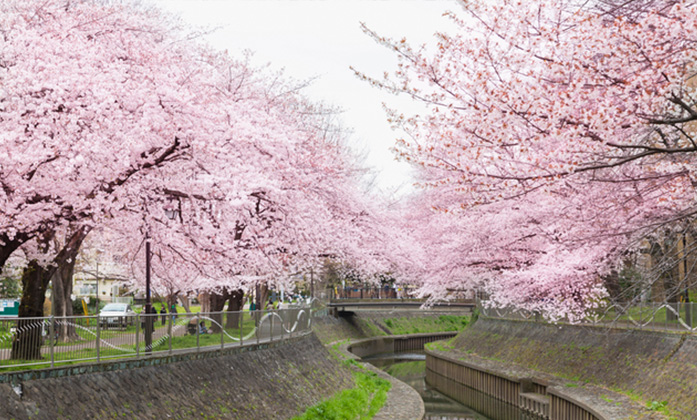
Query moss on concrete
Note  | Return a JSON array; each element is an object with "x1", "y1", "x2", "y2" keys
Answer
[
  {"x1": 0, "y1": 335, "x2": 354, "y2": 420},
  {"x1": 451, "y1": 318, "x2": 697, "y2": 418}
]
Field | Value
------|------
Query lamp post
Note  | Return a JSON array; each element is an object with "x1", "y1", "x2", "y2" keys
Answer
[
  {"x1": 144, "y1": 237, "x2": 153, "y2": 354},
  {"x1": 144, "y1": 206, "x2": 179, "y2": 353},
  {"x1": 95, "y1": 261, "x2": 99, "y2": 313}
]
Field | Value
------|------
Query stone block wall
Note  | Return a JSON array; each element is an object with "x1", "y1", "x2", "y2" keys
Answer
[{"x1": 0, "y1": 334, "x2": 353, "y2": 420}]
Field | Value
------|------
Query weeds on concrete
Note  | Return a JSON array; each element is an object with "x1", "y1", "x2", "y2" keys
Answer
[{"x1": 291, "y1": 370, "x2": 391, "y2": 420}]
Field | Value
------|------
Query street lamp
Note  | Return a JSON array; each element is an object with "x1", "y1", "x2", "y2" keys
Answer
[
  {"x1": 144, "y1": 205, "x2": 180, "y2": 353},
  {"x1": 144, "y1": 235, "x2": 153, "y2": 353}
]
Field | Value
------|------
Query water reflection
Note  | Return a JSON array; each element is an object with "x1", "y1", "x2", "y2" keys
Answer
[{"x1": 364, "y1": 352, "x2": 538, "y2": 420}]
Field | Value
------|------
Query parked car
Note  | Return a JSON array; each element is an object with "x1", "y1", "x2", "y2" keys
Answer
[{"x1": 99, "y1": 303, "x2": 136, "y2": 328}]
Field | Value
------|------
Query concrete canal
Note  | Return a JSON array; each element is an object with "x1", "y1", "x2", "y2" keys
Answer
[{"x1": 364, "y1": 351, "x2": 541, "y2": 420}]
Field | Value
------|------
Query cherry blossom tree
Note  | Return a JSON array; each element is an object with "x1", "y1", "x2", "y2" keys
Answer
[
  {"x1": 0, "y1": 0, "x2": 230, "y2": 359},
  {"x1": 85, "y1": 49, "x2": 397, "y2": 321},
  {"x1": 361, "y1": 0, "x2": 697, "y2": 318}
]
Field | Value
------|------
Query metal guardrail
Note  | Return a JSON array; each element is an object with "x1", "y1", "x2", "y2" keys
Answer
[
  {"x1": 331, "y1": 287, "x2": 406, "y2": 300},
  {"x1": 481, "y1": 301, "x2": 697, "y2": 332},
  {"x1": 328, "y1": 300, "x2": 475, "y2": 309},
  {"x1": 0, "y1": 306, "x2": 316, "y2": 370}
]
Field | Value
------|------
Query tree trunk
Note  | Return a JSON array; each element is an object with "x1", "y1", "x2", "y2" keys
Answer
[
  {"x1": 11, "y1": 260, "x2": 52, "y2": 360},
  {"x1": 50, "y1": 270, "x2": 74, "y2": 341},
  {"x1": 53, "y1": 227, "x2": 90, "y2": 341},
  {"x1": 254, "y1": 283, "x2": 269, "y2": 326},
  {"x1": 199, "y1": 291, "x2": 211, "y2": 314},
  {"x1": 225, "y1": 289, "x2": 244, "y2": 329},
  {"x1": 11, "y1": 226, "x2": 90, "y2": 359},
  {"x1": 179, "y1": 295, "x2": 191, "y2": 313},
  {"x1": 53, "y1": 257, "x2": 78, "y2": 340},
  {"x1": 209, "y1": 291, "x2": 227, "y2": 333},
  {"x1": 255, "y1": 283, "x2": 269, "y2": 310}
]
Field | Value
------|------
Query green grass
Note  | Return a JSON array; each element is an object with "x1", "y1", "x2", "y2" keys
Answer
[
  {"x1": 596, "y1": 304, "x2": 697, "y2": 327},
  {"x1": 0, "y1": 317, "x2": 259, "y2": 371},
  {"x1": 0, "y1": 346, "x2": 141, "y2": 371},
  {"x1": 425, "y1": 336, "x2": 457, "y2": 352},
  {"x1": 291, "y1": 370, "x2": 391, "y2": 420},
  {"x1": 381, "y1": 315, "x2": 469, "y2": 335},
  {"x1": 609, "y1": 387, "x2": 680, "y2": 420}
]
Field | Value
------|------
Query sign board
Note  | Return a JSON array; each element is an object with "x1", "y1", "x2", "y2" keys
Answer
[{"x1": 0, "y1": 299, "x2": 19, "y2": 316}]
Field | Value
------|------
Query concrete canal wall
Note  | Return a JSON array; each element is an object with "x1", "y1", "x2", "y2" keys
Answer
[
  {"x1": 427, "y1": 317, "x2": 697, "y2": 419},
  {"x1": 0, "y1": 334, "x2": 353, "y2": 420},
  {"x1": 346, "y1": 331, "x2": 457, "y2": 358}
]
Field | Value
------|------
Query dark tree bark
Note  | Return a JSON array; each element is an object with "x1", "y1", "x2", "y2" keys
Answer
[
  {"x1": 0, "y1": 232, "x2": 33, "y2": 272},
  {"x1": 52, "y1": 226, "x2": 90, "y2": 341},
  {"x1": 209, "y1": 290, "x2": 228, "y2": 333},
  {"x1": 11, "y1": 226, "x2": 89, "y2": 360},
  {"x1": 11, "y1": 260, "x2": 52, "y2": 360},
  {"x1": 225, "y1": 289, "x2": 244, "y2": 329},
  {"x1": 253, "y1": 283, "x2": 269, "y2": 327},
  {"x1": 255, "y1": 283, "x2": 269, "y2": 310}
]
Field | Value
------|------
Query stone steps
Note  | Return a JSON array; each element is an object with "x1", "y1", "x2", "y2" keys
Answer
[{"x1": 519, "y1": 392, "x2": 550, "y2": 418}]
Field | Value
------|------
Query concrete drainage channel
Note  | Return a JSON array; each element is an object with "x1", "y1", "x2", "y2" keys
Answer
[{"x1": 344, "y1": 333, "x2": 611, "y2": 420}]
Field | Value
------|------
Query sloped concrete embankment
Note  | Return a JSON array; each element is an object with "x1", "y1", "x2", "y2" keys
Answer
[
  {"x1": 0, "y1": 334, "x2": 353, "y2": 420},
  {"x1": 437, "y1": 317, "x2": 697, "y2": 418}
]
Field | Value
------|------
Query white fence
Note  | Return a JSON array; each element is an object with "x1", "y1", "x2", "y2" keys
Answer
[
  {"x1": 0, "y1": 306, "x2": 316, "y2": 370},
  {"x1": 481, "y1": 301, "x2": 697, "y2": 332}
]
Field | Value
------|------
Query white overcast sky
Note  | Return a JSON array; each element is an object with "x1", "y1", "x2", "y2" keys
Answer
[{"x1": 151, "y1": 0, "x2": 459, "y2": 195}]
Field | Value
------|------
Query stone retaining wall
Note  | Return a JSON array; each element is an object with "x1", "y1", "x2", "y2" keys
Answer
[{"x1": 0, "y1": 334, "x2": 353, "y2": 420}]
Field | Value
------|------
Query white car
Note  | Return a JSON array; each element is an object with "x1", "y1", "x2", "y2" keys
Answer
[{"x1": 99, "y1": 303, "x2": 136, "y2": 328}]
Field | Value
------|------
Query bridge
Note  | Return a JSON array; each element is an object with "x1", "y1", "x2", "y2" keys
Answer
[{"x1": 327, "y1": 299, "x2": 475, "y2": 313}]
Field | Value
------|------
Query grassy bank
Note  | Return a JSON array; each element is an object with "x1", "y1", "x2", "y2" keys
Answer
[
  {"x1": 383, "y1": 314, "x2": 469, "y2": 334},
  {"x1": 292, "y1": 369, "x2": 391, "y2": 420}
]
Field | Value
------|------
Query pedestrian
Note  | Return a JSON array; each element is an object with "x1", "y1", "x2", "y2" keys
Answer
[
  {"x1": 160, "y1": 306, "x2": 166, "y2": 325},
  {"x1": 171, "y1": 303, "x2": 177, "y2": 321}
]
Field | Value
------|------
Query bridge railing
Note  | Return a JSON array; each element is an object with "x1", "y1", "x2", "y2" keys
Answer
[
  {"x1": 480, "y1": 301, "x2": 697, "y2": 333},
  {"x1": 0, "y1": 306, "x2": 317, "y2": 371},
  {"x1": 331, "y1": 287, "x2": 407, "y2": 300}
]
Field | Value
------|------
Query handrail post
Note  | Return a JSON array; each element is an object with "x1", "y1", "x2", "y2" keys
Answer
[
  {"x1": 135, "y1": 314, "x2": 140, "y2": 357},
  {"x1": 168, "y1": 311, "x2": 173, "y2": 355},
  {"x1": 196, "y1": 312, "x2": 200, "y2": 352},
  {"x1": 270, "y1": 310, "x2": 274, "y2": 343},
  {"x1": 49, "y1": 316, "x2": 55, "y2": 367},
  {"x1": 220, "y1": 311, "x2": 224, "y2": 351},
  {"x1": 95, "y1": 314, "x2": 100, "y2": 362},
  {"x1": 239, "y1": 309, "x2": 244, "y2": 346}
]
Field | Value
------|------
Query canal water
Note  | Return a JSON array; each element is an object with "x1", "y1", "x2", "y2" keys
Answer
[{"x1": 364, "y1": 352, "x2": 539, "y2": 420}]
